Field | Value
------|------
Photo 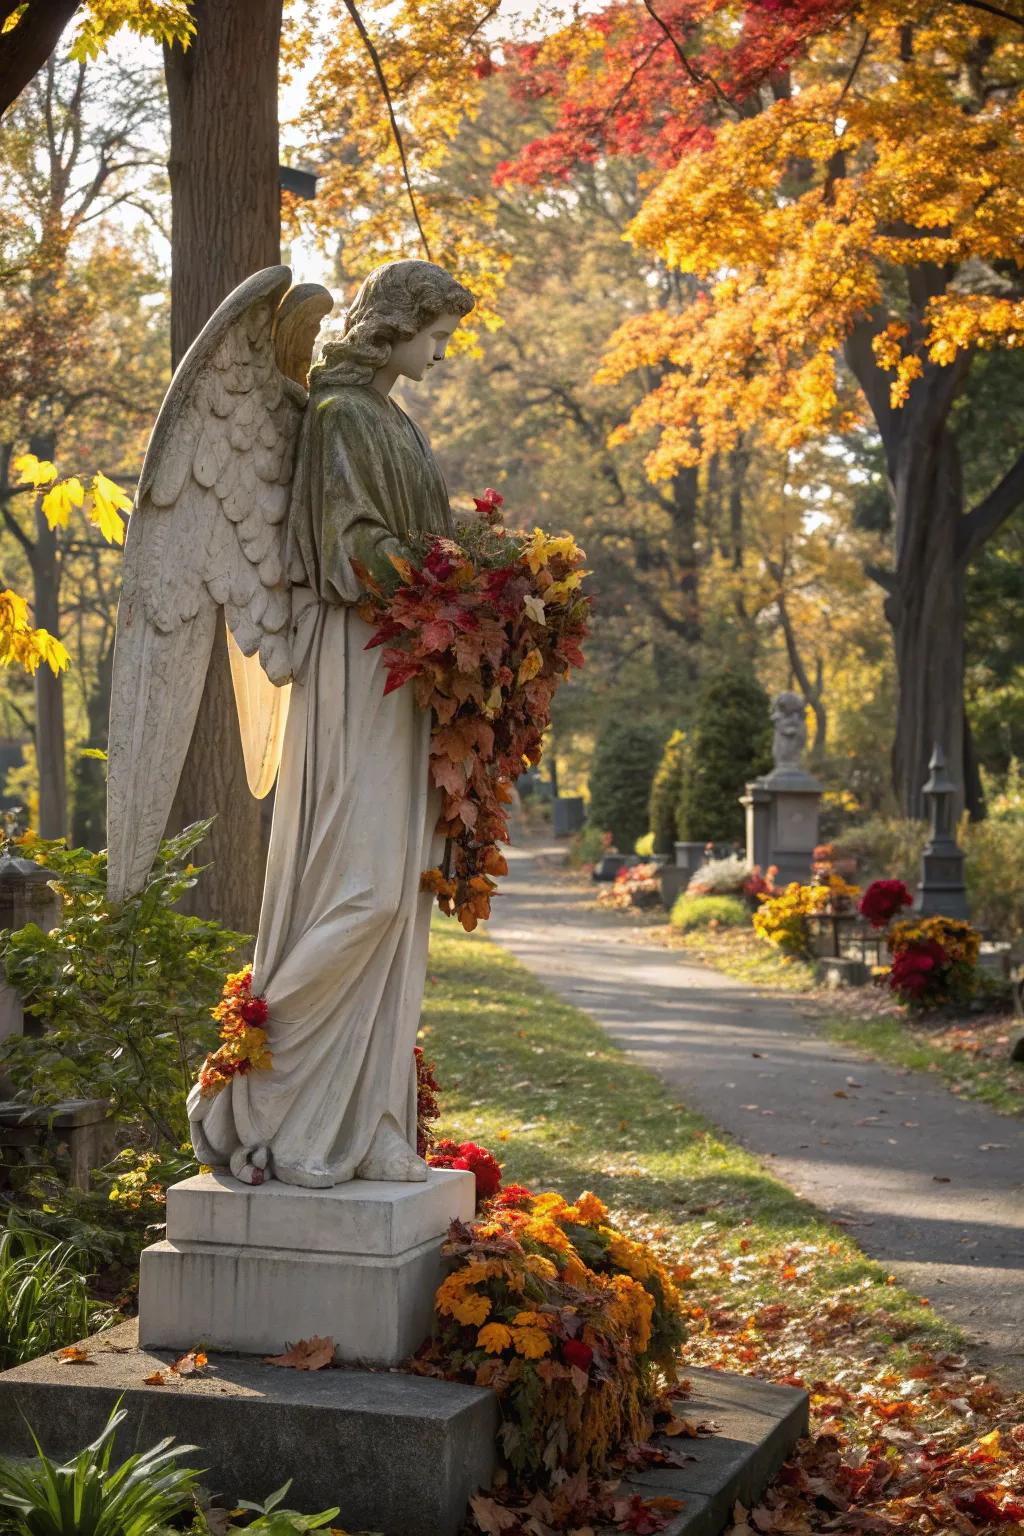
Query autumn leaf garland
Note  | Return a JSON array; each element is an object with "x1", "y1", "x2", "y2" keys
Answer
[{"x1": 353, "y1": 490, "x2": 590, "y2": 930}]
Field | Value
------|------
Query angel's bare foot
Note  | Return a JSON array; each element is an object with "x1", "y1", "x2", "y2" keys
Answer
[
  {"x1": 355, "y1": 1121, "x2": 428, "y2": 1183},
  {"x1": 274, "y1": 1154, "x2": 337, "y2": 1188},
  {"x1": 230, "y1": 1145, "x2": 270, "y2": 1185}
]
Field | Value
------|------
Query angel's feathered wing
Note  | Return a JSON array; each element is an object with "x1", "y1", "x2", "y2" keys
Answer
[{"x1": 106, "y1": 266, "x2": 333, "y2": 903}]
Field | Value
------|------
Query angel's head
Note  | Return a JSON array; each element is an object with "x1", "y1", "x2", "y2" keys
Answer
[{"x1": 310, "y1": 260, "x2": 475, "y2": 393}]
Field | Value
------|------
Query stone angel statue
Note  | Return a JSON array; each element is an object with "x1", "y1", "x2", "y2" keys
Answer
[{"x1": 107, "y1": 260, "x2": 475, "y2": 1188}]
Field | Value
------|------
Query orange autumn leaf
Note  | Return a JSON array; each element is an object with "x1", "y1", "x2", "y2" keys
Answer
[
  {"x1": 143, "y1": 1370, "x2": 167, "y2": 1386},
  {"x1": 58, "y1": 1346, "x2": 92, "y2": 1364},
  {"x1": 170, "y1": 1348, "x2": 208, "y2": 1376},
  {"x1": 264, "y1": 1335, "x2": 335, "y2": 1370}
]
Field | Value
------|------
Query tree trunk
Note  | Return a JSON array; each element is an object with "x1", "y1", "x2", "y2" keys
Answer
[
  {"x1": 71, "y1": 629, "x2": 114, "y2": 849},
  {"x1": 30, "y1": 431, "x2": 66, "y2": 839},
  {"x1": 163, "y1": 0, "x2": 282, "y2": 933},
  {"x1": 888, "y1": 429, "x2": 966, "y2": 819}
]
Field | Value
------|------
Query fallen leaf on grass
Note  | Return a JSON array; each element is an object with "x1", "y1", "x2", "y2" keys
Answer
[
  {"x1": 264, "y1": 1336, "x2": 335, "y2": 1371},
  {"x1": 57, "y1": 1346, "x2": 92, "y2": 1364},
  {"x1": 143, "y1": 1370, "x2": 167, "y2": 1386},
  {"x1": 170, "y1": 1348, "x2": 208, "y2": 1376}
]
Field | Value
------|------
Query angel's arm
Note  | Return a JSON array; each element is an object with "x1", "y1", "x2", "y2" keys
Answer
[{"x1": 304, "y1": 395, "x2": 404, "y2": 605}]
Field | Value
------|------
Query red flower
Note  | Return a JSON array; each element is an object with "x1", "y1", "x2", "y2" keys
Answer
[
  {"x1": 491, "y1": 1183, "x2": 534, "y2": 1210},
  {"x1": 472, "y1": 486, "x2": 504, "y2": 522},
  {"x1": 428, "y1": 1139, "x2": 502, "y2": 1201},
  {"x1": 562, "y1": 1338, "x2": 593, "y2": 1374},
  {"x1": 240, "y1": 995, "x2": 269, "y2": 1026},
  {"x1": 859, "y1": 879, "x2": 913, "y2": 929},
  {"x1": 889, "y1": 939, "x2": 947, "y2": 1000}
]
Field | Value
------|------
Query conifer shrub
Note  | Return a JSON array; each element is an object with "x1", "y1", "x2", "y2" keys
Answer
[
  {"x1": 676, "y1": 671, "x2": 772, "y2": 844},
  {"x1": 587, "y1": 720, "x2": 661, "y2": 851},
  {"x1": 648, "y1": 729, "x2": 688, "y2": 855}
]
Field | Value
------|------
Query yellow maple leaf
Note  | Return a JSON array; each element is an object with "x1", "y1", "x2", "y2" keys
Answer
[
  {"x1": 476, "y1": 1322, "x2": 514, "y2": 1354},
  {"x1": 41, "y1": 477, "x2": 85, "y2": 530},
  {"x1": 88, "y1": 472, "x2": 132, "y2": 545},
  {"x1": 13, "y1": 453, "x2": 58, "y2": 489}
]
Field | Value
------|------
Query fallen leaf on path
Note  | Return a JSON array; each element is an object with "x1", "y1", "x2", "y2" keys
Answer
[
  {"x1": 933, "y1": 1175, "x2": 951, "y2": 1183},
  {"x1": 264, "y1": 1336, "x2": 334, "y2": 1370},
  {"x1": 143, "y1": 1370, "x2": 167, "y2": 1385},
  {"x1": 57, "y1": 1346, "x2": 92, "y2": 1364},
  {"x1": 833, "y1": 1090, "x2": 849, "y2": 1099},
  {"x1": 170, "y1": 1348, "x2": 208, "y2": 1376}
]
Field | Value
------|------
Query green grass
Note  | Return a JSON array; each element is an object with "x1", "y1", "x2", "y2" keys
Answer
[
  {"x1": 662, "y1": 923, "x2": 818, "y2": 992},
  {"x1": 422, "y1": 922, "x2": 963, "y2": 1377},
  {"x1": 820, "y1": 1007, "x2": 1024, "y2": 1117}
]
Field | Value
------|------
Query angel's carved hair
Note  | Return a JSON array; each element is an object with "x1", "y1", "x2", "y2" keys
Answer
[{"x1": 309, "y1": 260, "x2": 475, "y2": 389}]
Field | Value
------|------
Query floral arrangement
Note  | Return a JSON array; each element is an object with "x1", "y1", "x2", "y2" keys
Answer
[
  {"x1": 428, "y1": 1138, "x2": 503, "y2": 1202},
  {"x1": 416, "y1": 1186, "x2": 686, "y2": 1481},
  {"x1": 859, "y1": 877, "x2": 914, "y2": 929},
  {"x1": 686, "y1": 853, "x2": 750, "y2": 896},
  {"x1": 885, "y1": 915, "x2": 980, "y2": 1008},
  {"x1": 742, "y1": 863, "x2": 777, "y2": 905},
  {"x1": 196, "y1": 968, "x2": 272, "y2": 1098},
  {"x1": 597, "y1": 860, "x2": 661, "y2": 910},
  {"x1": 353, "y1": 490, "x2": 589, "y2": 931},
  {"x1": 752, "y1": 874, "x2": 861, "y2": 957}
]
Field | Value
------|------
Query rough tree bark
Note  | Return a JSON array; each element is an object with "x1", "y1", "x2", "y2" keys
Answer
[
  {"x1": 846, "y1": 272, "x2": 1024, "y2": 820},
  {"x1": 28, "y1": 432, "x2": 67, "y2": 838},
  {"x1": 164, "y1": 0, "x2": 283, "y2": 932},
  {"x1": 0, "y1": 0, "x2": 79, "y2": 117}
]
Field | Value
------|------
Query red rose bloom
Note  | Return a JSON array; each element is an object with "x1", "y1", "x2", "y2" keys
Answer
[
  {"x1": 859, "y1": 879, "x2": 913, "y2": 929},
  {"x1": 240, "y1": 995, "x2": 268, "y2": 1026},
  {"x1": 562, "y1": 1339, "x2": 593, "y2": 1374}
]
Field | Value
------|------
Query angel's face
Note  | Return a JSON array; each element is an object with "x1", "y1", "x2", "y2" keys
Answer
[{"x1": 388, "y1": 311, "x2": 462, "y2": 383}]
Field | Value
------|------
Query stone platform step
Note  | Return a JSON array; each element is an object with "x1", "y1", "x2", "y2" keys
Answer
[
  {"x1": 0, "y1": 1322, "x2": 808, "y2": 1536},
  {"x1": 625, "y1": 1369, "x2": 809, "y2": 1535},
  {"x1": 0, "y1": 1320, "x2": 496, "y2": 1536}
]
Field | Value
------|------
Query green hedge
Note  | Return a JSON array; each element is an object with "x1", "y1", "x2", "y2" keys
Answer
[
  {"x1": 677, "y1": 670, "x2": 772, "y2": 844},
  {"x1": 648, "y1": 729, "x2": 688, "y2": 855},
  {"x1": 587, "y1": 719, "x2": 662, "y2": 851}
]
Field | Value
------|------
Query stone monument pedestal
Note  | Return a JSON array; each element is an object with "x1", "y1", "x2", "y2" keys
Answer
[
  {"x1": 139, "y1": 1167, "x2": 475, "y2": 1365},
  {"x1": 742, "y1": 767, "x2": 822, "y2": 887}
]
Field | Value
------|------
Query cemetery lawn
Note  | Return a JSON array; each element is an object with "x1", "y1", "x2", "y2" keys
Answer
[{"x1": 424, "y1": 924, "x2": 1024, "y2": 1530}]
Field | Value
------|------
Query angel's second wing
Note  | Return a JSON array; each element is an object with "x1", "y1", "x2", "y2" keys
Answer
[
  {"x1": 107, "y1": 266, "x2": 332, "y2": 904},
  {"x1": 227, "y1": 628, "x2": 290, "y2": 801}
]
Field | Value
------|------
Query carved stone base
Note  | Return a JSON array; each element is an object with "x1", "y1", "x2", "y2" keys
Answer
[{"x1": 139, "y1": 1167, "x2": 474, "y2": 1365}]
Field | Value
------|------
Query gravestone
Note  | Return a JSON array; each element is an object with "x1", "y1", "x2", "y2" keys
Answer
[
  {"x1": 913, "y1": 744, "x2": 969, "y2": 920},
  {"x1": 741, "y1": 691, "x2": 822, "y2": 885}
]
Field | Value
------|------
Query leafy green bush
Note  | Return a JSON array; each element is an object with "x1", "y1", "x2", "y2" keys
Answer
[
  {"x1": 0, "y1": 823, "x2": 246, "y2": 1149},
  {"x1": 648, "y1": 729, "x2": 688, "y2": 855},
  {"x1": 0, "y1": 1402, "x2": 201, "y2": 1536},
  {"x1": 670, "y1": 893, "x2": 749, "y2": 931},
  {"x1": 567, "y1": 822, "x2": 609, "y2": 868},
  {"x1": 833, "y1": 816, "x2": 927, "y2": 886},
  {"x1": 0, "y1": 1216, "x2": 107, "y2": 1369},
  {"x1": 676, "y1": 671, "x2": 771, "y2": 844},
  {"x1": 587, "y1": 720, "x2": 661, "y2": 852},
  {"x1": 963, "y1": 817, "x2": 1024, "y2": 940}
]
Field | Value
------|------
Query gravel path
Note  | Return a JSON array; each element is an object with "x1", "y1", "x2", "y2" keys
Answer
[{"x1": 488, "y1": 844, "x2": 1024, "y2": 1387}]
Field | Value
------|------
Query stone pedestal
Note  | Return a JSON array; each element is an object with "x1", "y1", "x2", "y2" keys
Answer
[
  {"x1": 742, "y1": 767, "x2": 822, "y2": 886},
  {"x1": 139, "y1": 1167, "x2": 475, "y2": 1366}
]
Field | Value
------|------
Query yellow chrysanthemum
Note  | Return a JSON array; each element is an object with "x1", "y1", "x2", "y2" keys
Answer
[
  {"x1": 524, "y1": 1253, "x2": 558, "y2": 1280},
  {"x1": 512, "y1": 1325, "x2": 552, "y2": 1359},
  {"x1": 477, "y1": 1322, "x2": 514, "y2": 1354},
  {"x1": 573, "y1": 1191, "x2": 608, "y2": 1225}
]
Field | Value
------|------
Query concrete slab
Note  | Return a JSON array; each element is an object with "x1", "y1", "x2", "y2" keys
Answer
[
  {"x1": 624, "y1": 1368, "x2": 809, "y2": 1536},
  {"x1": 0, "y1": 1320, "x2": 497, "y2": 1536}
]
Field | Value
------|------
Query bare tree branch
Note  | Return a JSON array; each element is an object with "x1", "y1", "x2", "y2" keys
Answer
[
  {"x1": 958, "y1": 447, "x2": 1024, "y2": 564},
  {"x1": 341, "y1": 0, "x2": 433, "y2": 260}
]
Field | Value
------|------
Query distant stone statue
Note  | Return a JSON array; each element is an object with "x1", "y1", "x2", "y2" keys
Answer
[
  {"x1": 770, "y1": 690, "x2": 808, "y2": 774},
  {"x1": 106, "y1": 260, "x2": 475, "y2": 1190}
]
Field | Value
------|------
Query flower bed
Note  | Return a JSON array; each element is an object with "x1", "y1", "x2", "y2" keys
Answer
[{"x1": 417, "y1": 1186, "x2": 685, "y2": 1483}]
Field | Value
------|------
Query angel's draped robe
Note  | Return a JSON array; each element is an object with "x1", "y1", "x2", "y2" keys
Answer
[{"x1": 188, "y1": 383, "x2": 452, "y2": 1184}]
